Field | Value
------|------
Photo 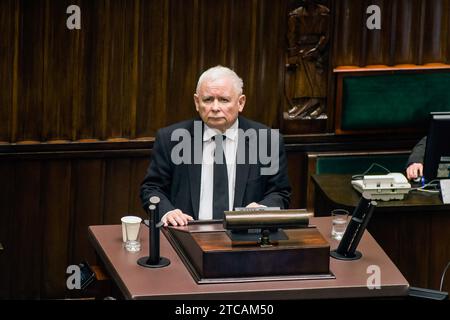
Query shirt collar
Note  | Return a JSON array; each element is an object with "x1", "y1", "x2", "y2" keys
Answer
[{"x1": 203, "y1": 119, "x2": 239, "y2": 142}]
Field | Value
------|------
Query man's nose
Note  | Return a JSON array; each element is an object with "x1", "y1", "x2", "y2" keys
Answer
[{"x1": 212, "y1": 99, "x2": 220, "y2": 111}]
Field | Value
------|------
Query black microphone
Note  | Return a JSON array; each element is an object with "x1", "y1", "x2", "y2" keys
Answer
[{"x1": 137, "y1": 196, "x2": 170, "y2": 268}]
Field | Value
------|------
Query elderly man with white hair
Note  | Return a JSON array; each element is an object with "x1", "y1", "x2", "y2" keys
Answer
[{"x1": 140, "y1": 66, "x2": 291, "y2": 226}]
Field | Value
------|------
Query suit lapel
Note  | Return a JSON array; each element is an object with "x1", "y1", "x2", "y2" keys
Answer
[
  {"x1": 188, "y1": 119, "x2": 203, "y2": 218},
  {"x1": 233, "y1": 117, "x2": 252, "y2": 208},
  {"x1": 188, "y1": 164, "x2": 201, "y2": 218}
]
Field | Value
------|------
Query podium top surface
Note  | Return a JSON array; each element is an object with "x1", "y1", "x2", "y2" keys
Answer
[{"x1": 88, "y1": 216, "x2": 409, "y2": 300}]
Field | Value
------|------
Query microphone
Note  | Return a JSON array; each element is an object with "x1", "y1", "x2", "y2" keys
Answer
[{"x1": 137, "y1": 196, "x2": 170, "y2": 268}]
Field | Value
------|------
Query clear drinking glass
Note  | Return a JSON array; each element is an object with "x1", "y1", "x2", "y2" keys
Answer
[{"x1": 331, "y1": 209, "x2": 349, "y2": 241}]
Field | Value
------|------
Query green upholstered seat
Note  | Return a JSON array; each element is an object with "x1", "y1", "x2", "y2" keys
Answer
[
  {"x1": 316, "y1": 154, "x2": 409, "y2": 175},
  {"x1": 342, "y1": 72, "x2": 450, "y2": 130}
]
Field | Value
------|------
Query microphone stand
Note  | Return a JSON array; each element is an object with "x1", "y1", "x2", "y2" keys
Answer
[{"x1": 137, "y1": 196, "x2": 170, "y2": 268}]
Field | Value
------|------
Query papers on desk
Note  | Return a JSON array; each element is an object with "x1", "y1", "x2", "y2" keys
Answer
[{"x1": 440, "y1": 179, "x2": 450, "y2": 204}]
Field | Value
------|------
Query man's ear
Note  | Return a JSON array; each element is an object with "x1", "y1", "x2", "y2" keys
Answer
[
  {"x1": 238, "y1": 95, "x2": 246, "y2": 112},
  {"x1": 194, "y1": 94, "x2": 200, "y2": 112}
]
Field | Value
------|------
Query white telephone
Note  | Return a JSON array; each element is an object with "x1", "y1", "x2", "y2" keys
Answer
[{"x1": 351, "y1": 172, "x2": 411, "y2": 201}]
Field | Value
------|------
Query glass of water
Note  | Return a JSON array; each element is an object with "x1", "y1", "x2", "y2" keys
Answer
[{"x1": 331, "y1": 209, "x2": 349, "y2": 241}]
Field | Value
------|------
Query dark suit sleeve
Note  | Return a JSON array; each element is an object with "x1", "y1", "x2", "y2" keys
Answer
[
  {"x1": 258, "y1": 132, "x2": 291, "y2": 209},
  {"x1": 140, "y1": 129, "x2": 176, "y2": 217},
  {"x1": 406, "y1": 136, "x2": 427, "y2": 167}
]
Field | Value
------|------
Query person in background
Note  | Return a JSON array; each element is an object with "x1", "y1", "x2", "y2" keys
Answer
[{"x1": 406, "y1": 136, "x2": 427, "y2": 180}]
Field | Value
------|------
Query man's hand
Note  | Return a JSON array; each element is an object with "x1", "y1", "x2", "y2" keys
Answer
[
  {"x1": 246, "y1": 202, "x2": 267, "y2": 208},
  {"x1": 406, "y1": 163, "x2": 423, "y2": 180},
  {"x1": 161, "y1": 209, "x2": 193, "y2": 227}
]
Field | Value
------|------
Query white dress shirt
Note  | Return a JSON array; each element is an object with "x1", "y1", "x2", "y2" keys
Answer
[{"x1": 198, "y1": 120, "x2": 238, "y2": 220}]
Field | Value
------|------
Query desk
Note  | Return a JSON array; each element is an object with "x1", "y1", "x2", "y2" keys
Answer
[
  {"x1": 88, "y1": 217, "x2": 408, "y2": 300},
  {"x1": 312, "y1": 174, "x2": 450, "y2": 291}
]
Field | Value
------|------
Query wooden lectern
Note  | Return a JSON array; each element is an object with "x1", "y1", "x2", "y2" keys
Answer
[{"x1": 163, "y1": 221, "x2": 333, "y2": 284}]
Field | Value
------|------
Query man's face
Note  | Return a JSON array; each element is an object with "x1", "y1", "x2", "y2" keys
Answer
[{"x1": 194, "y1": 77, "x2": 245, "y2": 132}]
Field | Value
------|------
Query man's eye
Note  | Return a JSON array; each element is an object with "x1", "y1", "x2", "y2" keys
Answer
[
  {"x1": 203, "y1": 98, "x2": 213, "y2": 103},
  {"x1": 219, "y1": 98, "x2": 230, "y2": 103}
]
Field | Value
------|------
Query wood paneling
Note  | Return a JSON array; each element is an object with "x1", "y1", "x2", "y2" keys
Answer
[
  {"x1": 0, "y1": 0, "x2": 19, "y2": 143},
  {"x1": 333, "y1": 0, "x2": 450, "y2": 67},
  {"x1": 1, "y1": 0, "x2": 290, "y2": 144},
  {"x1": 394, "y1": 0, "x2": 422, "y2": 64},
  {"x1": 40, "y1": 160, "x2": 72, "y2": 298},
  {"x1": 0, "y1": 161, "x2": 14, "y2": 298},
  {"x1": 128, "y1": 158, "x2": 151, "y2": 214},
  {"x1": 3, "y1": 0, "x2": 450, "y2": 142},
  {"x1": 334, "y1": 0, "x2": 364, "y2": 66},
  {"x1": 429, "y1": 213, "x2": 450, "y2": 291},
  {"x1": 364, "y1": 0, "x2": 392, "y2": 65},
  {"x1": 71, "y1": 160, "x2": 105, "y2": 264},
  {"x1": 11, "y1": 161, "x2": 43, "y2": 298},
  {"x1": 286, "y1": 151, "x2": 306, "y2": 209},
  {"x1": 423, "y1": 0, "x2": 450, "y2": 63},
  {"x1": 43, "y1": 0, "x2": 83, "y2": 141},
  {"x1": 136, "y1": 0, "x2": 168, "y2": 138},
  {"x1": 103, "y1": 159, "x2": 134, "y2": 224},
  {"x1": 16, "y1": 0, "x2": 45, "y2": 142},
  {"x1": 396, "y1": 212, "x2": 431, "y2": 288}
]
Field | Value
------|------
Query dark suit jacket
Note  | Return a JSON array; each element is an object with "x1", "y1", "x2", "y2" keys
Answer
[
  {"x1": 140, "y1": 116, "x2": 291, "y2": 219},
  {"x1": 406, "y1": 136, "x2": 427, "y2": 166}
]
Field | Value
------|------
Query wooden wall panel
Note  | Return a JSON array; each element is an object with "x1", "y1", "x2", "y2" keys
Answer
[
  {"x1": 103, "y1": 159, "x2": 133, "y2": 224},
  {"x1": 246, "y1": 0, "x2": 285, "y2": 127},
  {"x1": 334, "y1": 0, "x2": 364, "y2": 66},
  {"x1": 166, "y1": 0, "x2": 201, "y2": 125},
  {"x1": 71, "y1": 160, "x2": 105, "y2": 264},
  {"x1": 103, "y1": 0, "x2": 139, "y2": 139},
  {"x1": 397, "y1": 212, "x2": 431, "y2": 288},
  {"x1": 40, "y1": 160, "x2": 72, "y2": 298},
  {"x1": 43, "y1": 0, "x2": 84, "y2": 142},
  {"x1": 0, "y1": 161, "x2": 14, "y2": 298},
  {"x1": 75, "y1": 0, "x2": 100, "y2": 140},
  {"x1": 2, "y1": 0, "x2": 292, "y2": 142},
  {"x1": 3, "y1": 0, "x2": 450, "y2": 142},
  {"x1": 364, "y1": 0, "x2": 392, "y2": 65},
  {"x1": 11, "y1": 161, "x2": 43, "y2": 298},
  {"x1": 423, "y1": 0, "x2": 450, "y2": 63},
  {"x1": 286, "y1": 151, "x2": 305, "y2": 210},
  {"x1": 197, "y1": 0, "x2": 230, "y2": 69},
  {"x1": 0, "y1": 0, "x2": 18, "y2": 143},
  {"x1": 129, "y1": 158, "x2": 151, "y2": 215},
  {"x1": 16, "y1": 0, "x2": 45, "y2": 142},
  {"x1": 135, "y1": 0, "x2": 168, "y2": 138},
  {"x1": 87, "y1": 1, "x2": 110, "y2": 140},
  {"x1": 394, "y1": 0, "x2": 422, "y2": 64},
  {"x1": 429, "y1": 214, "x2": 450, "y2": 291},
  {"x1": 333, "y1": 0, "x2": 450, "y2": 67}
]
